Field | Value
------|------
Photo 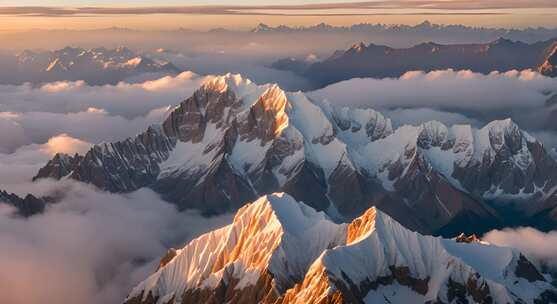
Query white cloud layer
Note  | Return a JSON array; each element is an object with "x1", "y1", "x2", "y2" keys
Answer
[
  {"x1": 484, "y1": 228, "x2": 557, "y2": 271},
  {"x1": 0, "y1": 71, "x2": 204, "y2": 118},
  {"x1": 309, "y1": 70, "x2": 556, "y2": 112}
]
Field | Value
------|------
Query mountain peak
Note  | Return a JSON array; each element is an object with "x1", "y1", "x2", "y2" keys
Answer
[
  {"x1": 539, "y1": 43, "x2": 557, "y2": 76},
  {"x1": 252, "y1": 23, "x2": 272, "y2": 32},
  {"x1": 346, "y1": 207, "x2": 378, "y2": 244},
  {"x1": 483, "y1": 118, "x2": 523, "y2": 142},
  {"x1": 490, "y1": 37, "x2": 516, "y2": 46},
  {"x1": 347, "y1": 42, "x2": 367, "y2": 53},
  {"x1": 202, "y1": 73, "x2": 254, "y2": 95},
  {"x1": 418, "y1": 20, "x2": 432, "y2": 27},
  {"x1": 248, "y1": 193, "x2": 336, "y2": 236},
  {"x1": 200, "y1": 73, "x2": 291, "y2": 120},
  {"x1": 0, "y1": 189, "x2": 47, "y2": 217},
  {"x1": 125, "y1": 193, "x2": 346, "y2": 303},
  {"x1": 485, "y1": 117, "x2": 515, "y2": 129}
]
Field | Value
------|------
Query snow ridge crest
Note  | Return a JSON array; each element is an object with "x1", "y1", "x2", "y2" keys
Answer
[{"x1": 126, "y1": 193, "x2": 556, "y2": 304}]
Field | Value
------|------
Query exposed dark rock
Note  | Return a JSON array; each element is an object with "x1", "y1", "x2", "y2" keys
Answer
[
  {"x1": 515, "y1": 254, "x2": 546, "y2": 283},
  {"x1": 125, "y1": 195, "x2": 557, "y2": 304},
  {"x1": 0, "y1": 190, "x2": 47, "y2": 217},
  {"x1": 33, "y1": 153, "x2": 83, "y2": 181},
  {"x1": 274, "y1": 37, "x2": 557, "y2": 89},
  {"x1": 447, "y1": 276, "x2": 493, "y2": 304},
  {"x1": 534, "y1": 289, "x2": 557, "y2": 304}
]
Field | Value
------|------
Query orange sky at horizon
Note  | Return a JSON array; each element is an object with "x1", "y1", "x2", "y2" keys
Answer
[{"x1": 1, "y1": 7, "x2": 557, "y2": 32}]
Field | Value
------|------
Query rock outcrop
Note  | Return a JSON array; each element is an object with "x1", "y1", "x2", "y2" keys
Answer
[{"x1": 539, "y1": 43, "x2": 557, "y2": 77}]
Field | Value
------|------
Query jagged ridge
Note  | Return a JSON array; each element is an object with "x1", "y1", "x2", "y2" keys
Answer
[
  {"x1": 0, "y1": 189, "x2": 47, "y2": 217},
  {"x1": 34, "y1": 73, "x2": 557, "y2": 235},
  {"x1": 539, "y1": 42, "x2": 557, "y2": 77},
  {"x1": 125, "y1": 193, "x2": 557, "y2": 304}
]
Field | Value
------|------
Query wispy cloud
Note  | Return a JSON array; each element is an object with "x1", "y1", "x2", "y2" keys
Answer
[{"x1": 2, "y1": 1, "x2": 556, "y2": 17}]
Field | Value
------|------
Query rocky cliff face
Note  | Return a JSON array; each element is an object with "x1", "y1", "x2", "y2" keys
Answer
[
  {"x1": 35, "y1": 74, "x2": 557, "y2": 235},
  {"x1": 124, "y1": 193, "x2": 557, "y2": 304},
  {"x1": 0, "y1": 190, "x2": 47, "y2": 217}
]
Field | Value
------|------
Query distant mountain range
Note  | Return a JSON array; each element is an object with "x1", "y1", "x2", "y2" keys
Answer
[
  {"x1": 272, "y1": 38, "x2": 557, "y2": 88},
  {"x1": 33, "y1": 74, "x2": 557, "y2": 236},
  {"x1": 252, "y1": 21, "x2": 557, "y2": 43},
  {"x1": 0, "y1": 46, "x2": 180, "y2": 85},
  {"x1": 125, "y1": 193, "x2": 557, "y2": 304}
]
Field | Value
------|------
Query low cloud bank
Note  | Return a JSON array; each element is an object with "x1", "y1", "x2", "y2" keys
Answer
[
  {"x1": 484, "y1": 228, "x2": 557, "y2": 271},
  {"x1": 0, "y1": 181, "x2": 232, "y2": 304},
  {"x1": 309, "y1": 69, "x2": 556, "y2": 112}
]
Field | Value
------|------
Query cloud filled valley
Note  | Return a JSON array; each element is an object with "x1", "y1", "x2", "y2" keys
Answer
[
  {"x1": 0, "y1": 180, "x2": 232, "y2": 304},
  {"x1": 2, "y1": 67, "x2": 557, "y2": 303}
]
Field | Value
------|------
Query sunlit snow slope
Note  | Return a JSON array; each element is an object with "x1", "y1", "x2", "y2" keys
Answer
[{"x1": 125, "y1": 193, "x2": 557, "y2": 304}]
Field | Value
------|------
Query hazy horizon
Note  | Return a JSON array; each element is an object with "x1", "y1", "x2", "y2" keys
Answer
[{"x1": 2, "y1": 1, "x2": 557, "y2": 31}]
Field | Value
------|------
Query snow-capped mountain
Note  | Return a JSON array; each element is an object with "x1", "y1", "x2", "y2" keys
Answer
[
  {"x1": 251, "y1": 21, "x2": 557, "y2": 43},
  {"x1": 273, "y1": 38, "x2": 557, "y2": 88},
  {"x1": 1, "y1": 46, "x2": 180, "y2": 85},
  {"x1": 124, "y1": 193, "x2": 557, "y2": 304},
  {"x1": 34, "y1": 74, "x2": 557, "y2": 235}
]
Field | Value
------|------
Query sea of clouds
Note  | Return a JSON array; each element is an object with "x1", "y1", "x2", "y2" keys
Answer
[{"x1": 1, "y1": 68, "x2": 557, "y2": 303}]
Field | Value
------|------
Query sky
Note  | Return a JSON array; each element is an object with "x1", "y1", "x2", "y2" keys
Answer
[
  {"x1": 1, "y1": 1, "x2": 557, "y2": 31},
  {"x1": 1, "y1": 0, "x2": 364, "y2": 4}
]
